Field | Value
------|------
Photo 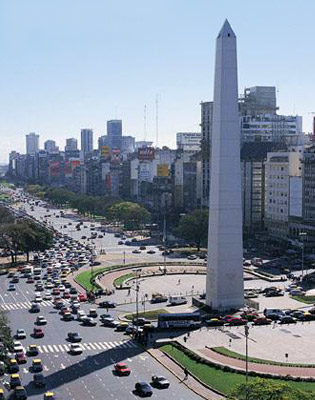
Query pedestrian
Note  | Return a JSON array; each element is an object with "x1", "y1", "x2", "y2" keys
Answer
[
  {"x1": 183, "y1": 336, "x2": 187, "y2": 343},
  {"x1": 183, "y1": 367, "x2": 188, "y2": 380},
  {"x1": 187, "y1": 331, "x2": 190, "y2": 338}
]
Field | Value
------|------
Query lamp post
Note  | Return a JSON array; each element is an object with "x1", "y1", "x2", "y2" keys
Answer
[
  {"x1": 299, "y1": 232, "x2": 307, "y2": 279},
  {"x1": 244, "y1": 324, "x2": 249, "y2": 385},
  {"x1": 123, "y1": 250, "x2": 126, "y2": 265}
]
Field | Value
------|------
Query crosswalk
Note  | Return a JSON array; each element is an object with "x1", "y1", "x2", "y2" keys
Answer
[
  {"x1": 0, "y1": 300, "x2": 62, "y2": 311},
  {"x1": 37, "y1": 340, "x2": 137, "y2": 354}
]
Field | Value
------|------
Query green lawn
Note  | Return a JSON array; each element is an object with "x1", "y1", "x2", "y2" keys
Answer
[
  {"x1": 124, "y1": 308, "x2": 169, "y2": 321},
  {"x1": 75, "y1": 267, "x2": 109, "y2": 291},
  {"x1": 292, "y1": 295, "x2": 315, "y2": 304},
  {"x1": 161, "y1": 344, "x2": 315, "y2": 395},
  {"x1": 212, "y1": 347, "x2": 315, "y2": 368},
  {"x1": 113, "y1": 273, "x2": 135, "y2": 288}
]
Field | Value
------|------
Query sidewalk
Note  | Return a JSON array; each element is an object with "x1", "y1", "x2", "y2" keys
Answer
[
  {"x1": 148, "y1": 348, "x2": 225, "y2": 400},
  {"x1": 199, "y1": 347, "x2": 315, "y2": 378}
]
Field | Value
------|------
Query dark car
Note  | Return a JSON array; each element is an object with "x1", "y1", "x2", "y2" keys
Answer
[
  {"x1": 99, "y1": 301, "x2": 116, "y2": 309},
  {"x1": 150, "y1": 296, "x2": 167, "y2": 304},
  {"x1": 29, "y1": 304, "x2": 40, "y2": 313},
  {"x1": 67, "y1": 332, "x2": 82, "y2": 342},
  {"x1": 151, "y1": 375, "x2": 170, "y2": 389},
  {"x1": 279, "y1": 316, "x2": 297, "y2": 324},
  {"x1": 33, "y1": 373, "x2": 46, "y2": 388},
  {"x1": 14, "y1": 386, "x2": 27, "y2": 400},
  {"x1": 135, "y1": 382, "x2": 152, "y2": 397}
]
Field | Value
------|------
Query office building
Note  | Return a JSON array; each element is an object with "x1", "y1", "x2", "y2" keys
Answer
[
  {"x1": 26, "y1": 132, "x2": 39, "y2": 155},
  {"x1": 44, "y1": 140, "x2": 58, "y2": 153},
  {"x1": 65, "y1": 138, "x2": 78, "y2": 152},
  {"x1": 107, "y1": 120, "x2": 122, "y2": 149},
  {"x1": 81, "y1": 129, "x2": 93, "y2": 154}
]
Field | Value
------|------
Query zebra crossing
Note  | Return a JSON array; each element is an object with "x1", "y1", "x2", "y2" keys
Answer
[
  {"x1": 0, "y1": 300, "x2": 57, "y2": 311},
  {"x1": 37, "y1": 340, "x2": 137, "y2": 354}
]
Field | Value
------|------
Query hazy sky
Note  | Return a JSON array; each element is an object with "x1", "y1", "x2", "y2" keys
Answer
[{"x1": 1, "y1": 0, "x2": 314, "y2": 163}]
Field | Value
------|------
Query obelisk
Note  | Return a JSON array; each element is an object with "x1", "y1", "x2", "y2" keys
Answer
[{"x1": 206, "y1": 20, "x2": 244, "y2": 311}]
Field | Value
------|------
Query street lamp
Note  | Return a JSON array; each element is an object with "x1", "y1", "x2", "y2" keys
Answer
[
  {"x1": 132, "y1": 268, "x2": 142, "y2": 337},
  {"x1": 299, "y1": 232, "x2": 307, "y2": 279},
  {"x1": 244, "y1": 322, "x2": 253, "y2": 399}
]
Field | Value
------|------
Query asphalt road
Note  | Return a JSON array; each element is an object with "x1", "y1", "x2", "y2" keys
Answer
[{"x1": 0, "y1": 199, "x2": 201, "y2": 400}]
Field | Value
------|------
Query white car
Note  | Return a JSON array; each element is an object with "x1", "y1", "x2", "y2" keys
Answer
[
  {"x1": 43, "y1": 293, "x2": 52, "y2": 301},
  {"x1": 16, "y1": 329, "x2": 26, "y2": 340},
  {"x1": 59, "y1": 285, "x2": 65, "y2": 292},
  {"x1": 77, "y1": 310, "x2": 86, "y2": 321},
  {"x1": 70, "y1": 343, "x2": 82, "y2": 355},
  {"x1": 34, "y1": 295, "x2": 42, "y2": 303},
  {"x1": 13, "y1": 341, "x2": 24, "y2": 353},
  {"x1": 36, "y1": 316, "x2": 47, "y2": 325},
  {"x1": 46, "y1": 283, "x2": 54, "y2": 289}
]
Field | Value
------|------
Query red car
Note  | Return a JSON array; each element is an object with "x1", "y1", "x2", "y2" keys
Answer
[
  {"x1": 114, "y1": 363, "x2": 131, "y2": 376},
  {"x1": 60, "y1": 307, "x2": 71, "y2": 315},
  {"x1": 63, "y1": 292, "x2": 71, "y2": 299},
  {"x1": 228, "y1": 317, "x2": 247, "y2": 326},
  {"x1": 78, "y1": 294, "x2": 87, "y2": 302},
  {"x1": 33, "y1": 328, "x2": 44, "y2": 338},
  {"x1": 52, "y1": 288, "x2": 60, "y2": 296},
  {"x1": 27, "y1": 277, "x2": 35, "y2": 284},
  {"x1": 15, "y1": 352, "x2": 27, "y2": 364}
]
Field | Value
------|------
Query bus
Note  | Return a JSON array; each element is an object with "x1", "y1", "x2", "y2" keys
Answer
[{"x1": 157, "y1": 313, "x2": 200, "y2": 329}]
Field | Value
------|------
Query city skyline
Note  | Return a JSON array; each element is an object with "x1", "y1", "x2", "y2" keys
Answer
[{"x1": 1, "y1": 0, "x2": 315, "y2": 163}]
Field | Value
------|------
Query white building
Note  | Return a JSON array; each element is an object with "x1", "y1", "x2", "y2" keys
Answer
[
  {"x1": 176, "y1": 132, "x2": 201, "y2": 151},
  {"x1": 26, "y1": 132, "x2": 39, "y2": 155},
  {"x1": 265, "y1": 146, "x2": 303, "y2": 239}
]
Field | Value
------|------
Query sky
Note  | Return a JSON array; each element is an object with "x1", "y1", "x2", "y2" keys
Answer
[{"x1": 1, "y1": 0, "x2": 315, "y2": 163}]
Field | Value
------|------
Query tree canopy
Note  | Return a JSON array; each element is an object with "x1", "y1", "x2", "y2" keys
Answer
[
  {"x1": 228, "y1": 379, "x2": 313, "y2": 400},
  {"x1": 108, "y1": 201, "x2": 151, "y2": 230},
  {"x1": 174, "y1": 208, "x2": 209, "y2": 250}
]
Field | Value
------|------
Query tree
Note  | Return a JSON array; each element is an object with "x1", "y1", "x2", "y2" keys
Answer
[
  {"x1": 174, "y1": 208, "x2": 209, "y2": 250},
  {"x1": 45, "y1": 187, "x2": 75, "y2": 206},
  {"x1": 228, "y1": 379, "x2": 313, "y2": 400},
  {"x1": 0, "y1": 310, "x2": 13, "y2": 358},
  {"x1": 0, "y1": 206, "x2": 14, "y2": 224},
  {"x1": 108, "y1": 201, "x2": 151, "y2": 230}
]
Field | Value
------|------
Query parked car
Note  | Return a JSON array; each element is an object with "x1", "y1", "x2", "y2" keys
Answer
[
  {"x1": 67, "y1": 332, "x2": 82, "y2": 342},
  {"x1": 135, "y1": 382, "x2": 152, "y2": 397}
]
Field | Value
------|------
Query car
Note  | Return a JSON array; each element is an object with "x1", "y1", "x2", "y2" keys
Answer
[
  {"x1": 33, "y1": 373, "x2": 46, "y2": 388},
  {"x1": 67, "y1": 332, "x2": 82, "y2": 342},
  {"x1": 101, "y1": 317, "x2": 119, "y2": 328},
  {"x1": 118, "y1": 240, "x2": 124, "y2": 245},
  {"x1": 151, "y1": 375, "x2": 170, "y2": 389},
  {"x1": 135, "y1": 382, "x2": 152, "y2": 397},
  {"x1": 99, "y1": 301, "x2": 117, "y2": 309},
  {"x1": 36, "y1": 316, "x2": 47, "y2": 325},
  {"x1": 279, "y1": 316, "x2": 297, "y2": 324},
  {"x1": 81, "y1": 317, "x2": 97, "y2": 326},
  {"x1": 11, "y1": 276, "x2": 19, "y2": 283},
  {"x1": 114, "y1": 362, "x2": 131, "y2": 376},
  {"x1": 78, "y1": 293, "x2": 87, "y2": 302},
  {"x1": 150, "y1": 295, "x2": 168, "y2": 304},
  {"x1": 33, "y1": 328, "x2": 44, "y2": 338},
  {"x1": 8, "y1": 359, "x2": 19, "y2": 373},
  {"x1": 44, "y1": 392, "x2": 56, "y2": 400},
  {"x1": 27, "y1": 345, "x2": 39, "y2": 356},
  {"x1": 228, "y1": 317, "x2": 247, "y2": 326},
  {"x1": 13, "y1": 341, "x2": 24, "y2": 353},
  {"x1": 69, "y1": 344, "x2": 82, "y2": 355},
  {"x1": 32, "y1": 359, "x2": 43, "y2": 373},
  {"x1": 147, "y1": 250, "x2": 156, "y2": 254},
  {"x1": 14, "y1": 385, "x2": 28, "y2": 399},
  {"x1": 43, "y1": 293, "x2": 52, "y2": 301},
  {"x1": 116, "y1": 322, "x2": 129, "y2": 331},
  {"x1": 10, "y1": 373, "x2": 21, "y2": 389},
  {"x1": 8, "y1": 284, "x2": 16, "y2": 291},
  {"x1": 29, "y1": 303, "x2": 40, "y2": 313},
  {"x1": 16, "y1": 329, "x2": 26, "y2": 340},
  {"x1": 88, "y1": 309, "x2": 98, "y2": 318},
  {"x1": 187, "y1": 255, "x2": 197, "y2": 260},
  {"x1": 132, "y1": 249, "x2": 141, "y2": 254},
  {"x1": 63, "y1": 312, "x2": 74, "y2": 321},
  {"x1": 253, "y1": 317, "x2": 272, "y2": 325},
  {"x1": 27, "y1": 277, "x2": 35, "y2": 284},
  {"x1": 205, "y1": 318, "x2": 225, "y2": 327},
  {"x1": 15, "y1": 352, "x2": 27, "y2": 364},
  {"x1": 63, "y1": 292, "x2": 71, "y2": 299},
  {"x1": 77, "y1": 310, "x2": 86, "y2": 321}
]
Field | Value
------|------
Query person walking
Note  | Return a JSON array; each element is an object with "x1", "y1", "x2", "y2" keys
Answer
[{"x1": 183, "y1": 367, "x2": 188, "y2": 380}]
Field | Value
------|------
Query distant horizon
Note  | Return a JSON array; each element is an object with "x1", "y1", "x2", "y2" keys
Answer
[{"x1": 1, "y1": 0, "x2": 314, "y2": 163}]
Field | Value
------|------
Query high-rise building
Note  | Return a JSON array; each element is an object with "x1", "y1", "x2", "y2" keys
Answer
[
  {"x1": 206, "y1": 20, "x2": 244, "y2": 311},
  {"x1": 26, "y1": 132, "x2": 39, "y2": 155},
  {"x1": 44, "y1": 140, "x2": 58, "y2": 153},
  {"x1": 201, "y1": 102, "x2": 213, "y2": 206},
  {"x1": 81, "y1": 129, "x2": 93, "y2": 154},
  {"x1": 121, "y1": 136, "x2": 135, "y2": 154},
  {"x1": 239, "y1": 86, "x2": 277, "y2": 116},
  {"x1": 98, "y1": 135, "x2": 109, "y2": 150},
  {"x1": 65, "y1": 138, "x2": 78, "y2": 152},
  {"x1": 107, "y1": 120, "x2": 122, "y2": 149},
  {"x1": 176, "y1": 132, "x2": 202, "y2": 151}
]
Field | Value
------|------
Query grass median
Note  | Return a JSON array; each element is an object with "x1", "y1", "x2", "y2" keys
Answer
[
  {"x1": 292, "y1": 295, "x2": 315, "y2": 304},
  {"x1": 113, "y1": 273, "x2": 135, "y2": 288},
  {"x1": 161, "y1": 344, "x2": 315, "y2": 395},
  {"x1": 124, "y1": 308, "x2": 169, "y2": 321},
  {"x1": 75, "y1": 267, "x2": 109, "y2": 291}
]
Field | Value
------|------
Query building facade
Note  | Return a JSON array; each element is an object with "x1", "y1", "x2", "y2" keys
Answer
[{"x1": 26, "y1": 133, "x2": 39, "y2": 155}]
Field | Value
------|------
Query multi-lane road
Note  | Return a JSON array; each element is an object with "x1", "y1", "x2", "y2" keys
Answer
[{"x1": 0, "y1": 198, "x2": 200, "y2": 400}]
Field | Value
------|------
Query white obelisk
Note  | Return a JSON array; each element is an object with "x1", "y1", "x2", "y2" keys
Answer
[{"x1": 206, "y1": 20, "x2": 244, "y2": 311}]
